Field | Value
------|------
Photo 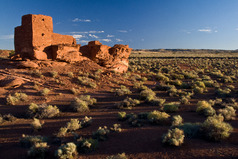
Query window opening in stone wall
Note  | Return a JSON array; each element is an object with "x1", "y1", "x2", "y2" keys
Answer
[
  {"x1": 42, "y1": 18, "x2": 44, "y2": 21},
  {"x1": 42, "y1": 33, "x2": 45, "y2": 36}
]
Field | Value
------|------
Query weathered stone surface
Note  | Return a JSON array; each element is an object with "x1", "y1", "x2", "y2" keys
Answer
[
  {"x1": 109, "y1": 44, "x2": 132, "y2": 60},
  {"x1": 80, "y1": 41, "x2": 112, "y2": 66},
  {"x1": 108, "y1": 59, "x2": 129, "y2": 73},
  {"x1": 18, "y1": 60, "x2": 39, "y2": 68},
  {"x1": 0, "y1": 76, "x2": 25, "y2": 88},
  {"x1": 52, "y1": 44, "x2": 82, "y2": 62},
  {"x1": 14, "y1": 14, "x2": 76, "y2": 60},
  {"x1": 80, "y1": 41, "x2": 132, "y2": 72}
]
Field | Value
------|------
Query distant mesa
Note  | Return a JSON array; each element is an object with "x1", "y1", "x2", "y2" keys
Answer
[{"x1": 13, "y1": 14, "x2": 132, "y2": 73}]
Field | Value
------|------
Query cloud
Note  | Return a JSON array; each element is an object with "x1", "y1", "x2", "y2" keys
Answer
[
  {"x1": 72, "y1": 34, "x2": 84, "y2": 39},
  {"x1": 0, "y1": 34, "x2": 14, "y2": 39},
  {"x1": 72, "y1": 18, "x2": 91, "y2": 22},
  {"x1": 89, "y1": 31, "x2": 104, "y2": 34},
  {"x1": 198, "y1": 28, "x2": 212, "y2": 33},
  {"x1": 107, "y1": 34, "x2": 114, "y2": 38},
  {"x1": 117, "y1": 30, "x2": 128, "y2": 33},
  {"x1": 77, "y1": 40, "x2": 89, "y2": 44},
  {"x1": 89, "y1": 34, "x2": 99, "y2": 38},
  {"x1": 101, "y1": 39, "x2": 112, "y2": 42},
  {"x1": 236, "y1": 28, "x2": 238, "y2": 31},
  {"x1": 70, "y1": 31, "x2": 104, "y2": 34},
  {"x1": 116, "y1": 38, "x2": 123, "y2": 42}
]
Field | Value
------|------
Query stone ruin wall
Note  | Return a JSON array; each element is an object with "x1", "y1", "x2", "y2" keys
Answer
[
  {"x1": 15, "y1": 14, "x2": 76, "y2": 60},
  {"x1": 14, "y1": 14, "x2": 132, "y2": 73}
]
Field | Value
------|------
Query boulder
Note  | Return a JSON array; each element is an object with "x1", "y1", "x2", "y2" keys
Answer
[
  {"x1": 80, "y1": 41, "x2": 112, "y2": 66},
  {"x1": 109, "y1": 44, "x2": 132, "y2": 60}
]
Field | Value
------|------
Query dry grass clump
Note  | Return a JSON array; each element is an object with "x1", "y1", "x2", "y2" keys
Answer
[
  {"x1": 6, "y1": 92, "x2": 28, "y2": 105},
  {"x1": 162, "y1": 128, "x2": 185, "y2": 146},
  {"x1": 28, "y1": 103, "x2": 60, "y2": 119}
]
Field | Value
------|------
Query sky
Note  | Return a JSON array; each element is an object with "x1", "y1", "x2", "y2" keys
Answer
[{"x1": 0, "y1": 0, "x2": 238, "y2": 50}]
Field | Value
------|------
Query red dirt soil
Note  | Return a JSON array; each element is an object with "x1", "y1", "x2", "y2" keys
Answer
[{"x1": 0, "y1": 57, "x2": 237, "y2": 159}]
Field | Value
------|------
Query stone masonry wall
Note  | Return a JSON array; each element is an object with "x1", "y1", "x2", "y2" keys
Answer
[{"x1": 14, "y1": 14, "x2": 76, "y2": 60}]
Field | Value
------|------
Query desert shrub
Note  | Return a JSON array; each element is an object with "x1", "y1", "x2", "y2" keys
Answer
[
  {"x1": 163, "y1": 102, "x2": 180, "y2": 113},
  {"x1": 77, "y1": 76, "x2": 97, "y2": 88},
  {"x1": 171, "y1": 115, "x2": 183, "y2": 127},
  {"x1": 76, "y1": 137, "x2": 98, "y2": 153},
  {"x1": 116, "y1": 97, "x2": 140, "y2": 109},
  {"x1": 150, "y1": 98, "x2": 166, "y2": 106},
  {"x1": 155, "y1": 73, "x2": 170, "y2": 82},
  {"x1": 127, "y1": 113, "x2": 143, "y2": 127},
  {"x1": 39, "y1": 88, "x2": 50, "y2": 96},
  {"x1": 178, "y1": 123, "x2": 201, "y2": 138},
  {"x1": 210, "y1": 70, "x2": 224, "y2": 78},
  {"x1": 114, "y1": 85, "x2": 132, "y2": 96},
  {"x1": 193, "y1": 86, "x2": 204, "y2": 94},
  {"x1": 118, "y1": 112, "x2": 127, "y2": 121},
  {"x1": 67, "y1": 72, "x2": 74, "y2": 78},
  {"x1": 57, "y1": 127, "x2": 68, "y2": 137},
  {"x1": 0, "y1": 115, "x2": 2, "y2": 124},
  {"x1": 183, "y1": 71, "x2": 198, "y2": 79},
  {"x1": 218, "y1": 106, "x2": 236, "y2": 120},
  {"x1": 167, "y1": 86, "x2": 178, "y2": 97},
  {"x1": 0, "y1": 114, "x2": 17, "y2": 123},
  {"x1": 55, "y1": 142, "x2": 77, "y2": 159},
  {"x1": 156, "y1": 83, "x2": 175, "y2": 91},
  {"x1": 6, "y1": 92, "x2": 28, "y2": 105},
  {"x1": 80, "y1": 116, "x2": 93, "y2": 128},
  {"x1": 147, "y1": 110, "x2": 170, "y2": 124},
  {"x1": 133, "y1": 82, "x2": 148, "y2": 91},
  {"x1": 28, "y1": 103, "x2": 60, "y2": 118},
  {"x1": 162, "y1": 128, "x2": 184, "y2": 146},
  {"x1": 92, "y1": 126, "x2": 110, "y2": 141},
  {"x1": 66, "y1": 119, "x2": 81, "y2": 131},
  {"x1": 106, "y1": 153, "x2": 127, "y2": 159},
  {"x1": 79, "y1": 95, "x2": 97, "y2": 105},
  {"x1": 201, "y1": 115, "x2": 233, "y2": 141},
  {"x1": 27, "y1": 142, "x2": 49, "y2": 159},
  {"x1": 110, "y1": 124, "x2": 122, "y2": 132},
  {"x1": 194, "y1": 81, "x2": 206, "y2": 89},
  {"x1": 50, "y1": 71, "x2": 58, "y2": 78},
  {"x1": 222, "y1": 75, "x2": 233, "y2": 83},
  {"x1": 168, "y1": 79, "x2": 183, "y2": 86},
  {"x1": 20, "y1": 134, "x2": 47, "y2": 148},
  {"x1": 70, "y1": 98, "x2": 89, "y2": 113},
  {"x1": 203, "y1": 80, "x2": 215, "y2": 87},
  {"x1": 196, "y1": 101, "x2": 215, "y2": 116},
  {"x1": 215, "y1": 88, "x2": 231, "y2": 97},
  {"x1": 180, "y1": 96, "x2": 190, "y2": 104},
  {"x1": 31, "y1": 118, "x2": 44, "y2": 131},
  {"x1": 28, "y1": 103, "x2": 60, "y2": 119},
  {"x1": 140, "y1": 88, "x2": 156, "y2": 101}
]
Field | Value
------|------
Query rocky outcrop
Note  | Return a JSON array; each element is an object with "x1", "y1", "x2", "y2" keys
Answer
[
  {"x1": 14, "y1": 14, "x2": 132, "y2": 73},
  {"x1": 80, "y1": 41, "x2": 132, "y2": 73}
]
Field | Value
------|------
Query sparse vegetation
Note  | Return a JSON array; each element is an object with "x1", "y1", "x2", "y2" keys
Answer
[
  {"x1": 28, "y1": 103, "x2": 60, "y2": 119},
  {"x1": 6, "y1": 92, "x2": 28, "y2": 105},
  {"x1": 147, "y1": 110, "x2": 170, "y2": 124},
  {"x1": 201, "y1": 115, "x2": 233, "y2": 141},
  {"x1": 162, "y1": 128, "x2": 185, "y2": 146},
  {"x1": 55, "y1": 142, "x2": 78, "y2": 159}
]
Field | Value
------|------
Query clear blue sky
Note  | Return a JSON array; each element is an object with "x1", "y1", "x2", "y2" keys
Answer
[{"x1": 1, "y1": 0, "x2": 238, "y2": 50}]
